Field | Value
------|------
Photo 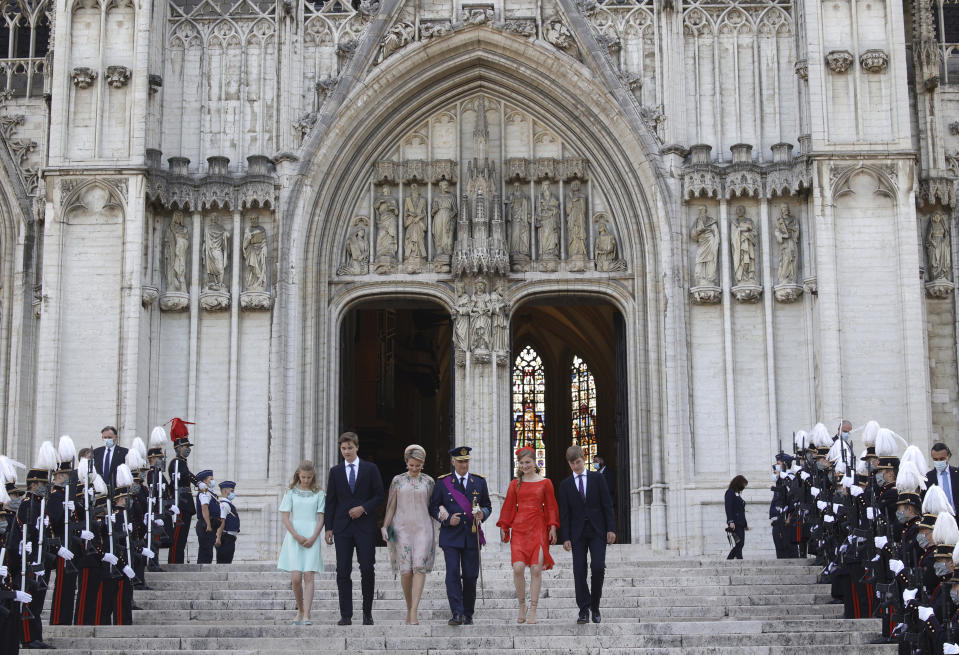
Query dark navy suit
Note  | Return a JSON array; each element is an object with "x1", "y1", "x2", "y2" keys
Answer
[
  {"x1": 325, "y1": 458, "x2": 385, "y2": 620},
  {"x1": 428, "y1": 472, "x2": 491, "y2": 619},
  {"x1": 558, "y1": 470, "x2": 615, "y2": 613}
]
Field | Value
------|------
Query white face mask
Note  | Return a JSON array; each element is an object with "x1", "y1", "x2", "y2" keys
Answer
[
  {"x1": 103, "y1": 439, "x2": 114, "y2": 448},
  {"x1": 934, "y1": 460, "x2": 949, "y2": 474},
  {"x1": 209, "y1": 479, "x2": 216, "y2": 489},
  {"x1": 227, "y1": 492, "x2": 235, "y2": 501}
]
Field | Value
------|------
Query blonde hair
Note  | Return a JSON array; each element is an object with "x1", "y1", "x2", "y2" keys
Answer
[
  {"x1": 289, "y1": 460, "x2": 320, "y2": 492},
  {"x1": 404, "y1": 444, "x2": 426, "y2": 463},
  {"x1": 514, "y1": 447, "x2": 539, "y2": 491}
]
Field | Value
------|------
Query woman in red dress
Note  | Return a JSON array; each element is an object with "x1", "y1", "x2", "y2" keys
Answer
[{"x1": 497, "y1": 446, "x2": 560, "y2": 624}]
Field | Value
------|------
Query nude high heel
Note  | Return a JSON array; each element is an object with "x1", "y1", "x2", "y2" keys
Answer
[
  {"x1": 517, "y1": 599, "x2": 527, "y2": 624},
  {"x1": 526, "y1": 600, "x2": 538, "y2": 624}
]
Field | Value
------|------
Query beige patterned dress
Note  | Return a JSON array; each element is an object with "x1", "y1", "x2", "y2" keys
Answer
[{"x1": 383, "y1": 472, "x2": 436, "y2": 574}]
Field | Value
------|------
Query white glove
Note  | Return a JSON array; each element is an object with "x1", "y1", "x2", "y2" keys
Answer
[
  {"x1": 472, "y1": 506, "x2": 483, "y2": 518},
  {"x1": 850, "y1": 486, "x2": 864, "y2": 497},
  {"x1": 823, "y1": 514, "x2": 835, "y2": 523},
  {"x1": 43, "y1": 515, "x2": 49, "y2": 527},
  {"x1": 800, "y1": 471, "x2": 811, "y2": 480},
  {"x1": 81, "y1": 529, "x2": 94, "y2": 541},
  {"x1": 866, "y1": 507, "x2": 875, "y2": 520},
  {"x1": 122, "y1": 565, "x2": 135, "y2": 579},
  {"x1": 943, "y1": 643, "x2": 959, "y2": 655},
  {"x1": 841, "y1": 476, "x2": 854, "y2": 488},
  {"x1": 57, "y1": 547, "x2": 74, "y2": 561},
  {"x1": 87, "y1": 487, "x2": 95, "y2": 497},
  {"x1": 874, "y1": 536, "x2": 887, "y2": 548},
  {"x1": 198, "y1": 482, "x2": 207, "y2": 491},
  {"x1": 903, "y1": 588, "x2": 918, "y2": 603},
  {"x1": 811, "y1": 487, "x2": 820, "y2": 498},
  {"x1": 102, "y1": 552, "x2": 119, "y2": 565},
  {"x1": 169, "y1": 505, "x2": 180, "y2": 516},
  {"x1": 66, "y1": 500, "x2": 75, "y2": 511},
  {"x1": 816, "y1": 500, "x2": 827, "y2": 511},
  {"x1": 22, "y1": 541, "x2": 32, "y2": 555},
  {"x1": 888, "y1": 559, "x2": 904, "y2": 574},
  {"x1": 154, "y1": 519, "x2": 165, "y2": 527},
  {"x1": 141, "y1": 547, "x2": 155, "y2": 558},
  {"x1": 832, "y1": 503, "x2": 841, "y2": 513},
  {"x1": 918, "y1": 606, "x2": 934, "y2": 622},
  {"x1": 14, "y1": 591, "x2": 31, "y2": 604},
  {"x1": 0, "y1": 565, "x2": 8, "y2": 577},
  {"x1": 125, "y1": 523, "x2": 133, "y2": 534},
  {"x1": 437, "y1": 506, "x2": 449, "y2": 521}
]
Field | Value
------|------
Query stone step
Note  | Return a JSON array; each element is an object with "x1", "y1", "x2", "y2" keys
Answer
[{"x1": 41, "y1": 647, "x2": 899, "y2": 655}]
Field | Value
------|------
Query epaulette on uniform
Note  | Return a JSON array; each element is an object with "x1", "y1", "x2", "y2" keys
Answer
[
  {"x1": 470, "y1": 473, "x2": 485, "y2": 479},
  {"x1": 437, "y1": 473, "x2": 451, "y2": 479}
]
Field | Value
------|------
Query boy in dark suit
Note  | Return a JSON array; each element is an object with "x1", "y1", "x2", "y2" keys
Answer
[
  {"x1": 324, "y1": 432, "x2": 385, "y2": 626},
  {"x1": 558, "y1": 445, "x2": 616, "y2": 624}
]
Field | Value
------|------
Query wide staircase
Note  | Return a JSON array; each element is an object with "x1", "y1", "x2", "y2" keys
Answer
[{"x1": 43, "y1": 546, "x2": 896, "y2": 654}]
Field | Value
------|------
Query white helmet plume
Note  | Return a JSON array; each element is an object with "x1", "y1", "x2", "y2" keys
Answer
[
  {"x1": 810, "y1": 423, "x2": 832, "y2": 450},
  {"x1": 125, "y1": 449, "x2": 146, "y2": 471},
  {"x1": 91, "y1": 474, "x2": 107, "y2": 496},
  {"x1": 34, "y1": 440, "x2": 58, "y2": 471},
  {"x1": 875, "y1": 428, "x2": 907, "y2": 458},
  {"x1": 115, "y1": 464, "x2": 134, "y2": 489},
  {"x1": 923, "y1": 484, "x2": 955, "y2": 517},
  {"x1": 0, "y1": 455, "x2": 23, "y2": 486},
  {"x1": 130, "y1": 437, "x2": 147, "y2": 463},
  {"x1": 794, "y1": 430, "x2": 809, "y2": 451},
  {"x1": 58, "y1": 435, "x2": 77, "y2": 468},
  {"x1": 827, "y1": 439, "x2": 852, "y2": 465},
  {"x1": 901, "y1": 445, "x2": 929, "y2": 475},
  {"x1": 896, "y1": 461, "x2": 926, "y2": 494},
  {"x1": 862, "y1": 420, "x2": 880, "y2": 448},
  {"x1": 934, "y1": 512, "x2": 959, "y2": 546},
  {"x1": 149, "y1": 426, "x2": 166, "y2": 449}
]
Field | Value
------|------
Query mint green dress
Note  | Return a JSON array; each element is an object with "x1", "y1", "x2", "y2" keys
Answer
[{"x1": 277, "y1": 488, "x2": 325, "y2": 572}]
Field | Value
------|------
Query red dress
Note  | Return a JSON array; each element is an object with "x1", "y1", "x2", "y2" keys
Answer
[{"x1": 497, "y1": 478, "x2": 561, "y2": 570}]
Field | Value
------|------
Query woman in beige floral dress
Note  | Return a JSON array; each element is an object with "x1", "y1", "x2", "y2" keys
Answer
[{"x1": 381, "y1": 444, "x2": 436, "y2": 624}]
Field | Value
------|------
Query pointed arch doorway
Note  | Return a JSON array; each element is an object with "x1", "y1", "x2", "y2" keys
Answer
[{"x1": 510, "y1": 296, "x2": 631, "y2": 543}]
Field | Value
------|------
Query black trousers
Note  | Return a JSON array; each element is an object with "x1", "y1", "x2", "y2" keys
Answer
[
  {"x1": 1, "y1": 599, "x2": 21, "y2": 655},
  {"x1": 571, "y1": 523, "x2": 607, "y2": 612},
  {"x1": 21, "y1": 570, "x2": 47, "y2": 644},
  {"x1": 442, "y1": 546, "x2": 479, "y2": 618},
  {"x1": 216, "y1": 534, "x2": 236, "y2": 564},
  {"x1": 95, "y1": 575, "x2": 116, "y2": 625},
  {"x1": 726, "y1": 526, "x2": 745, "y2": 559},
  {"x1": 196, "y1": 526, "x2": 216, "y2": 564},
  {"x1": 74, "y1": 565, "x2": 102, "y2": 625},
  {"x1": 115, "y1": 578, "x2": 133, "y2": 625},
  {"x1": 334, "y1": 530, "x2": 375, "y2": 619},
  {"x1": 50, "y1": 556, "x2": 77, "y2": 625},
  {"x1": 168, "y1": 514, "x2": 192, "y2": 564}
]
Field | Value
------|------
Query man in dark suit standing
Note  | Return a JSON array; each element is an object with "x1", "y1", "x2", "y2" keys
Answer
[
  {"x1": 594, "y1": 455, "x2": 616, "y2": 505},
  {"x1": 324, "y1": 432, "x2": 385, "y2": 626},
  {"x1": 92, "y1": 426, "x2": 128, "y2": 486},
  {"x1": 559, "y1": 445, "x2": 616, "y2": 624},
  {"x1": 926, "y1": 442, "x2": 959, "y2": 513}
]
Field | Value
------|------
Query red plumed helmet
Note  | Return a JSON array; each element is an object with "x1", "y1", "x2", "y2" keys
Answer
[{"x1": 167, "y1": 417, "x2": 194, "y2": 441}]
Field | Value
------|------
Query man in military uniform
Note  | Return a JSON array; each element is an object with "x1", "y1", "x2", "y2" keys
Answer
[
  {"x1": 145, "y1": 439, "x2": 171, "y2": 572},
  {"x1": 0, "y1": 458, "x2": 32, "y2": 654},
  {"x1": 166, "y1": 419, "x2": 197, "y2": 564},
  {"x1": 428, "y1": 446, "x2": 492, "y2": 626},
  {"x1": 47, "y1": 450, "x2": 80, "y2": 626}
]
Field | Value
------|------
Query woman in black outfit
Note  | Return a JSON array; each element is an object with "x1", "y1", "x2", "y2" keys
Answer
[{"x1": 725, "y1": 475, "x2": 748, "y2": 559}]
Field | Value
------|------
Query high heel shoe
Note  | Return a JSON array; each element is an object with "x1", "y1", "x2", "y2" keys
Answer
[
  {"x1": 517, "y1": 599, "x2": 527, "y2": 624},
  {"x1": 526, "y1": 600, "x2": 538, "y2": 624}
]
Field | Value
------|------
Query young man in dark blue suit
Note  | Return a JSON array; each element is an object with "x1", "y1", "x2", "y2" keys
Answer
[
  {"x1": 324, "y1": 432, "x2": 385, "y2": 626},
  {"x1": 558, "y1": 445, "x2": 616, "y2": 624},
  {"x1": 428, "y1": 446, "x2": 492, "y2": 626}
]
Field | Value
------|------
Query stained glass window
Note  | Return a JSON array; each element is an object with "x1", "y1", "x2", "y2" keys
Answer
[
  {"x1": 571, "y1": 355, "x2": 598, "y2": 468},
  {"x1": 512, "y1": 345, "x2": 546, "y2": 477}
]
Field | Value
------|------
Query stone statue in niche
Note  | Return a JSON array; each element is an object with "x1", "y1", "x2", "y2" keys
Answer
[
  {"x1": 374, "y1": 185, "x2": 399, "y2": 273},
  {"x1": 242, "y1": 216, "x2": 268, "y2": 291},
  {"x1": 690, "y1": 205, "x2": 719, "y2": 287},
  {"x1": 470, "y1": 278, "x2": 493, "y2": 351},
  {"x1": 431, "y1": 179, "x2": 457, "y2": 271},
  {"x1": 403, "y1": 183, "x2": 427, "y2": 273},
  {"x1": 203, "y1": 215, "x2": 230, "y2": 291},
  {"x1": 927, "y1": 211, "x2": 952, "y2": 281},
  {"x1": 506, "y1": 182, "x2": 531, "y2": 271},
  {"x1": 566, "y1": 180, "x2": 589, "y2": 270},
  {"x1": 535, "y1": 181, "x2": 561, "y2": 266},
  {"x1": 774, "y1": 204, "x2": 799, "y2": 285},
  {"x1": 491, "y1": 279, "x2": 510, "y2": 353},
  {"x1": 595, "y1": 220, "x2": 626, "y2": 272},
  {"x1": 339, "y1": 217, "x2": 370, "y2": 275},
  {"x1": 163, "y1": 212, "x2": 190, "y2": 292},
  {"x1": 731, "y1": 205, "x2": 758, "y2": 285},
  {"x1": 453, "y1": 281, "x2": 472, "y2": 354}
]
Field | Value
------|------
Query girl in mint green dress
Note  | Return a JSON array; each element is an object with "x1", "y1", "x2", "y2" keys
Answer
[{"x1": 278, "y1": 460, "x2": 326, "y2": 624}]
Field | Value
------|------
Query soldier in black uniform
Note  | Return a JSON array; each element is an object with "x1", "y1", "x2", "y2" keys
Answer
[
  {"x1": 146, "y1": 429, "x2": 171, "y2": 572},
  {"x1": 112, "y1": 465, "x2": 138, "y2": 625},
  {"x1": 47, "y1": 446, "x2": 81, "y2": 626},
  {"x1": 166, "y1": 419, "x2": 197, "y2": 564},
  {"x1": 73, "y1": 474, "x2": 108, "y2": 626},
  {"x1": 769, "y1": 453, "x2": 795, "y2": 558},
  {"x1": 0, "y1": 459, "x2": 31, "y2": 654}
]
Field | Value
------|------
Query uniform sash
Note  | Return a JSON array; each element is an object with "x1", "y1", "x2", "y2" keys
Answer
[{"x1": 443, "y1": 476, "x2": 485, "y2": 546}]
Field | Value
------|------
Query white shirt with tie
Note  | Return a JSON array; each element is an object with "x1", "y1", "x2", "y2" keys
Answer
[
  {"x1": 102, "y1": 447, "x2": 114, "y2": 473},
  {"x1": 938, "y1": 468, "x2": 955, "y2": 512},
  {"x1": 456, "y1": 473, "x2": 469, "y2": 489},
  {"x1": 345, "y1": 457, "x2": 360, "y2": 487},
  {"x1": 575, "y1": 472, "x2": 588, "y2": 497}
]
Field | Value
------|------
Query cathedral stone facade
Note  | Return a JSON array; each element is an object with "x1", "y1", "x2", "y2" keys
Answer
[{"x1": 0, "y1": 0, "x2": 955, "y2": 558}]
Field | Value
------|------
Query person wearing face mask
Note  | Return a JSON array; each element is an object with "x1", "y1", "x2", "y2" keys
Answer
[
  {"x1": 769, "y1": 454, "x2": 795, "y2": 559},
  {"x1": 194, "y1": 470, "x2": 220, "y2": 564},
  {"x1": 216, "y1": 481, "x2": 239, "y2": 564},
  {"x1": 921, "y1": 512, "x2": 959, "y2": 652},
  {"x1": 835, "y1": 419, "x2": 853, "y2": 445},
  {"x1": 92, "y1": 426, "x2": 128, "y2": 488},
  {"x1": 165, "y1": 418, "x2": 198, "y2": 565},
  {"x1": 927, "y1": 443, "x2": 959, "y2": 515}
]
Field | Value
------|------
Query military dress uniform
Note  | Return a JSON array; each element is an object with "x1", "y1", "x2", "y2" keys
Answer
[
  {"x1": 145, "y1": 453, "x2": 172, "y2": 571},
  {"x1": 428, "y1": 447, "x2": 492, "y2": 626},
  {"x1": 18, "y1": 469, "x2": 53, "y2": 647},
  {"x1": 73, "y1": 492, "x2": 107, "y2": 626},
  {"x1": 47, "y1": 465, "x2": 81, "y2": 626},
  {"x1": 167, "y1": 450, "x2": 197, "y2": 565}
]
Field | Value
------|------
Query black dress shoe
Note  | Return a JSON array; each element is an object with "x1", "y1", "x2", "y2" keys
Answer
[
  {"x1": 577, "y1": 610, "x2": 589, "y2": 624},
  {"x1": 23, "y1": 642, "x2": 53, "y2": 649},
  {"x1": 448, "y1": 614, "x2": 464, "y2": 626},
  {"x1": 463, "y1": 615, "x2": 473, "y2": 625},
  {"x1": 337, "y1": 617, "x2": 352, "y2": 626},
  {"x1": 591, "y1": 609, "x2": 602, "y2": 623},
  {"x1": 362, "y1": 614, "x2": 374, "y2": 625}
]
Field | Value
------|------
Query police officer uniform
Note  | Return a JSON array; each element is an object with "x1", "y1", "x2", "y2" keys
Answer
[
  {"x1": 428, "y1": 446, "x2": 491, "y2": 626},
  {"x1": 216, "y1": 481, "x2": 239, "y2": 564},
  {"x1": 194, "y1": 470, "x2": 219, "y2": 564}
]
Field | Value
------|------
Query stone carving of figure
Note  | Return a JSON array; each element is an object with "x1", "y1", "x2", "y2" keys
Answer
[
  {"x1": 774, "y1": 204, "x2": 799, "y2": 284},
  {"x1": 690, "y1": 205, "x2": 720, "y2": 286},
  {"x1": 566, "y1": 180, "x2": 588, "y2": 260},
  {"x1": 453, "y1": 281, "x2": 472, "y2": 353},
  {"x1": 491, "y1": 279, "x2": 510, "y2": 353},
  {"x1": 242, "y1": 216, "x2": 268, "y2": 291},
  {"x1": 403, "y1": 183, "x2": 427, "y2": 269},
  {"x1": 431, "y1": 179, "x2": 457, "y2": 260},
  {"x1": 203, "y1": 215, "x2": 230, "y2": 290},
  {"x1": 731, "y1": 205, "x2": 758, "y2": 284},
  {"x1": 927, "y1": 211, "x2": 952, "y2": 281},
  {"x1": 470, "y1": 279, "x2": 492, "y2": 351},
  {"x1": 164, "y1": 212, "x2": 190, "y2": 292},
  {"x1": 535, "y1": 181, "x2": 560, "y2": 259},
  {"x1": 596, "y1": 221, "x2": 625, "y2": 272},
  {"x1": 374, "y1": 185, "x2": 399, "y2": 267},
  {"x1": 506, "y1": 182, "x2": 531, "y2": 259},
  {"x1": 339, "y1": 218, "x2": 370, "y2": 275}
]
